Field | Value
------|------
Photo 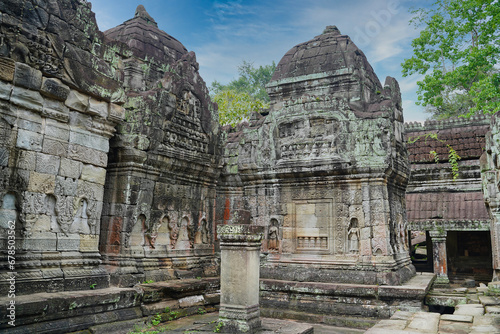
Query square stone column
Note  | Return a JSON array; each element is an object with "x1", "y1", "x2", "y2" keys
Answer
[
  {"x1": 217, "y1": 224, "x2": 264, "y2": 333},
  {"x1": 429, "y1": 230, "x2": 449, "y2": 285}
]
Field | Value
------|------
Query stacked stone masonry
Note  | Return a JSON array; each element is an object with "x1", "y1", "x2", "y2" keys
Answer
[
  {"x1": 0, "y1": 0, "x2": 500, "y2": 333},
  {"x1": 405, "y1": 115, "x2": 493, "y2": 284}
]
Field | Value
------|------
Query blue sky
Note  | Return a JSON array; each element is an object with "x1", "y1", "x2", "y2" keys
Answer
[{"x1": 91, "y1": 0, "x2": 429, "y2": 122}]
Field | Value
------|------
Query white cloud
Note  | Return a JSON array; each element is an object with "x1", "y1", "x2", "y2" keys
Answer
[{"x1": 403, "y1": 100, "x2": 426, "y2": 122}]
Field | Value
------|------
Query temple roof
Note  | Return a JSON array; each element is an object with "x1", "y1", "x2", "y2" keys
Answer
[
  {"x1": 104, "y1": 5, "x2": 187, "y2": 63},
  {"x1": 270, "y1": 25, "x2": 380, "y2": 86}
]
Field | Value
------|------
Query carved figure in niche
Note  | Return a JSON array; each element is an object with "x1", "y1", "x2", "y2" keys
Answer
[
  {"x1": 20, "y1": 192, "x2": 44, "y2": 237},
  {"x1": 195, "y1": 219, "x2": 210, "y2": 244},
  {"x1": 145, "y1": 221, "x2": 160, "y2": 249},
  {"x1": 187, "y1": 219, "x2": 195, "y2": 248},
  {"x1": 130, "y1": 214, "x2": 146, "y2": 247},
  {"x1": 201, "y1": 219, "x2": 209, "y2": 244},
  {"x1": 155, "y1": 215, "x2": 170, "y2": 246},
  {"x1": 348, "y1": 218, "x2": 360, "y2": 254},
  {"x1": 145, "y1": 230, "x2": 158, "y2": 249},
  {"x1": 70, "y1": 198, "x2": 90, "y2": 234},
  {"x1": 397, "y1": 213, "x2": 408, "y2": 252},
  {"x1": 268, "y1": 218, "x2": 280, "y2": 252},
  {"x1": 46, "y1": 195, "x2": 58, "y2": 232},
  {"x1": 56, "y1": 196, "x2": 75, "y2": 235},
  {"x1": 168, "y1": 218, "x2": 179, "y2": 249},
  {"x1": 174, "y1": 217, "x2": 193, "y2": 249}
]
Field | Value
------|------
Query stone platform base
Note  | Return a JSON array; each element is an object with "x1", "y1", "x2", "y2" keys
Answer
[
  {"x1": 86, "y1": 312, "x2": 314, "y2": 334},
  {"x1": 260, "y1": 272, "x2": 435, "y2": 329},
  {"x1": 0, "y1": 278, "x2": 220, "y2": 334}
]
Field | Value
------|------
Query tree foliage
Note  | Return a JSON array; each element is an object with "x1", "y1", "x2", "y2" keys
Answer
[
  {"x1": 211, "y1": 61, "x2": 276, "y2": 126},
  {"x1": 402, "y1": 0, "x2": 500, "y2": 119}
]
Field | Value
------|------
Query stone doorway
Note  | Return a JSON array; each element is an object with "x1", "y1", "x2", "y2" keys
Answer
[{"x1": 447, "y1": 231, "x2": 493, "y2": 284}]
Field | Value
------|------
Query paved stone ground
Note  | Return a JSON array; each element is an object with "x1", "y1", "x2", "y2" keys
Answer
[
  {"x1": 86, "y1": 312, "x2": 365, "y2": 333},
  {"x1": 365, "y1": 298, "x2": 500, "y2": 333},
  {"x1": 86, "y1": 312, "x2": 364, "y2": 334}
]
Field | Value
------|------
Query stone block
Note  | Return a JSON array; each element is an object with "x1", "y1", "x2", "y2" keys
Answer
[
  {"x1": 81, "y1": 164, "x2": 107, "y2": 185},
  {"x1": 406, "y1": 312, "x2": 440, "y2": 332},
  {"x1": 42, "y1": 138, "x2": 68, "y2": 157},
  {"x1": 65, "y1": 90, "x2": 89, "y2": 112},
  {"x1": 441, "y1": 314, "x2": 473, "y2": 323},
  {"x1": 178, "y1": 295, "x2": 205, "y2": 308},
  {"x1": 11, "y1": 86, "x2": 43, "y2": 112},
  {"x1": 11, "y1": 149, "x2": 36, "y2": 170},
  {"x1": 59, "y1": 158, "x2": 82, "y2": 179},
  {"x1": 56, "y1": 233, "x2": 80, "y2": 251},
  {"x1": 0, "y1": 57, "x2": 15, "y2": 82},
  {"x1": 69, "y1": 110, "x2": 92, "y2": 129},
  {"x1": 68, "y1": 143, "x2": 107, "y2": 167},
  {"x1": 80, "y1": 234, "x2": 99, "y2": 252},
  {"x1": 20, "y1": 231, "x2": 57, "y2": 251},
  {"x1": 55, "y1": 176, "x2": 78, "y2": 196},
  {"x1": 45, "y1": 120, "x2": 70, "y2": 141},
  {"x1": 18, "y1": 118, "x2": 42, "y2": 132},
  {"x1": 478, "y1": 295, "x2": 500, "y2": 306},
  {"x1": 41, "y1": 77, "x2": 70, "y2": 101},
  {"x1": 109, "y1": 103, "x2": 125, "y2": 122},
  {"x1": 0, "y1": 80, "x2": 12, "y2": 100},
  {"x1": 455, "y1": 304, "x2": 484, "y2": 316},
  {"x1": 28, "y1": 171, "x2": 56, "y2": 193},
  {"x1": 42, "y1": 98, "x2": 69, "y2": 123},
  {"x1": 14, "y1": 62, "x2": 42, "y2": 90},
  {"x1": 17, "y1": 128, "x2": 42, "y2": 151},
  {"x1": 69, "y1": 128, "x2": 109, "y2": 152},
  {"x1": 485, "y1": 306, "x2": 500, "y2": 314},
  {"x1": 36, "y1": 152, "x2": 61, "y2": 175},
  {"x1": 88, "y1": 97, "x2": 108, "y2": 118},
  {"x1": 77, "y1": 180, "x2": 105, "y2": 201},
  {"x1": 32, "y1": 214, "x2": 51, "y2": 232}
]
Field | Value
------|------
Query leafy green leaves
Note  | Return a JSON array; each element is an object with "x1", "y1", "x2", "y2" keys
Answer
[
  {"x1": 212, "y1": 89, "x2": 268, "y2": 127},
  {"x1": 402, "y1": 0, "x2": 500, "y2": 119},
  {"x1": 211, "y1": 61, "x2": 276, "y2": 126}
]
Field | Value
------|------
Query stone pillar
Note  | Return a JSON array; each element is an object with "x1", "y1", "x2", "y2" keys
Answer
[
  {"x1": 489, "y1": 210, "x2": 500, "y2": 281},
  {"x1": 217, "y1": 224, "x2": 264, "y2": 333},
  {"x1": 429, "y1": 230, "x2": 449, "y2": 285}
]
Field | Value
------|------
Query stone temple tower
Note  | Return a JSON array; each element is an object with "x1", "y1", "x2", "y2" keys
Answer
[{"x1": 217, "y1": 26, "x2": 417, "y2": 319}]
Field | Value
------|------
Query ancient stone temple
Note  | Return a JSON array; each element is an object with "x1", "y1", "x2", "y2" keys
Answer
[
  {"x1": 99, "y1": 4, "x2": 221, "y2": 285},
  {"x1": 406, "y1": 116, "x2": 492, "y2": 285},
  {"x1": 0, "y1": 1, "x2": 460, "y2": 332},
  {"x1": 218, "y1": 26, "x2": 422, "y2": 322},
  {"x1": 0, "y1": 0, "x2": 221, "y2": 296},
  {"x1": 0, "y1": 0, "x2": 125, "y2": 294}
]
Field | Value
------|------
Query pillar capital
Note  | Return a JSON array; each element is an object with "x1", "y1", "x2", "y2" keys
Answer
[{"x1": 429, "y1": 229, "x2": 447, "y2": 240}]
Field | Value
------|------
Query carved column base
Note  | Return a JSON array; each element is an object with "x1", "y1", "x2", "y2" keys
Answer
[{"x1": 219, "y1": 304, "x2": 261, "y2": 333}]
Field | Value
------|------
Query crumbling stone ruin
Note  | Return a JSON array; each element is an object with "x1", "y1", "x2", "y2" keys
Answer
[
  {"x1": 0, "y1": 0, "x2": 499, "y2": 333},
  {"x1": 217, "y1": 26, "x2": 428, "y2": 324},
  {"x1": 406, "y1": 116, "x2": 492, "y2": 285}
]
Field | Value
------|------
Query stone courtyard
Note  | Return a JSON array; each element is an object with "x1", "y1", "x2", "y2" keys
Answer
[{"x1": 1, "y1": 1, "x2": 500, "y2": 333}]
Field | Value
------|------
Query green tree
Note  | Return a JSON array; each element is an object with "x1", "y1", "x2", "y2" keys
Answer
[
  {"x1": 211, "y1": 61, "x2": 276, "y2": 126},
  {"x1": 402, "y1": 0, "x2": 500, "y2": 119}
]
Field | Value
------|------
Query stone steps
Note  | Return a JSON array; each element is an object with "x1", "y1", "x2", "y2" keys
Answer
[{"x1": 0, "y1": 278, "x2": 220, "y2": 334}]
